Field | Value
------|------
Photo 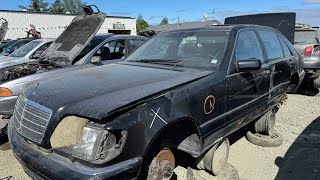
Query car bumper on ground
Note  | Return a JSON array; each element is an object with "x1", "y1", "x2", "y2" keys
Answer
[
  {"x1": 8, "y1": 119, "x2": 142, "y2": 180},
  {"x1": 0, "y1": 95, "x2": 17, "y2": 115}
]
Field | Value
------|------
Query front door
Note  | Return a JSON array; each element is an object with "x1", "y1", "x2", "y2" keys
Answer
[{"x1": 226, "y1": 30, "x2": 270, "y2": 133}]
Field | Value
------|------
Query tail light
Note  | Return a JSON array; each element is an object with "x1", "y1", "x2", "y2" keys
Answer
[{"x1": 304, "y1": 45, "x2": 314, "y2": 55}]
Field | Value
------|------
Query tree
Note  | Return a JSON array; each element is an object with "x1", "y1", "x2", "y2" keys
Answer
[
  {"x1": 160, "y1": 17, "x2": 169, "y2": 25},
  {"x1": 136, "y1": 15, "x2": 149, "y2": 32},
  {"x1": 50, "y1": 0, "x2": 64, "y2": 13},
  {"x1": 63, "y1": 0, "x2": 86, "y2": 14},
  {"x1": 19, "y1": 0, "x2": 49, "y2": 12}
]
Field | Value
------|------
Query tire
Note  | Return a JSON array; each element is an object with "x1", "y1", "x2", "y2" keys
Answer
[
  {"x1": 286, "y1": 84, "x2": 296, "y2": 94},
  {"x1": 314, "y1": 76, "x2": 320, "y2": 89},
  {"x1": 197, "y1": 139, "x2": 230, "y2": 176},
  {"x1": 186, "y1": 164, "x2": 239, "y2": 180},
  {"x1": 246, "y1": 131, "x2": 283, "y2": 147}
]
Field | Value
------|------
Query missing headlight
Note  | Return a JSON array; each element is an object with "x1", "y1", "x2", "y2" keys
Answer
[{"x1": 50, "y1": 116, "x2": 127, "y2": 163}]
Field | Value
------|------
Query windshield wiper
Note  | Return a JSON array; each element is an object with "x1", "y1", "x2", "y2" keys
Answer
[{"x1": 134, "y1": 59, "x2": 183, "y2": 70}]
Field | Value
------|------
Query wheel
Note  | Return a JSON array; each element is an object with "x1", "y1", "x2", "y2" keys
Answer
[
  {"x1": 246, "y1": 131, "x2": 283, "y2": 147},
  {"x1": 254, "y1": 110, "x2": 276, "y2": 135},
  {"x1": 287, "y1": 84, "x2": 297, "y2": 94},
  {"x1": 147, "y1": 149, "x2": 175, "y2": 180},
  {"x1": 197, "y1": 139, "x2": 230, "y2": 176},
  {"x1": 186, "y1": 164, "x2": 239, "y2": 180},
  {"x1": 314, "y1": 76, "x2": 320, "y2": 88}
]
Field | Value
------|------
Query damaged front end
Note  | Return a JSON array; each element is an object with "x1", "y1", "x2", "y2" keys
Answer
[
  {"x1": 0, "y1": 6, "x2": 106, "y2": 83},
  {"x1": 0, "y1": 63, "x2": 40, "y2": 82}
]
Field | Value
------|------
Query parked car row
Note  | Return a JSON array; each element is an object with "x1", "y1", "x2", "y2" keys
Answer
[{"x1": 0, "y1": 10, "x2": 311, "y2": 180}]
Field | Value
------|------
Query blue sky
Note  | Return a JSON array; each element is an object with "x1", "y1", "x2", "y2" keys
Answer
[{"x1": 5, "y1": 0, "x2": 320, "y2": 25}]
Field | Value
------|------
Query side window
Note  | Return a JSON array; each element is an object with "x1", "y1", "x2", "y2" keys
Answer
[
  {"x1": 278, "y1": 36, "x2": 293, "y2": 58},
  {"x1": 235, "y1": 31, "x2": 263, "y2": 61},
  {"x1": 31, "y1": 42, "x2": 52, "y2": 57},
  {"x1": 127, "y1": 39, "x2": 145, "y2": 54},
  {"x1": 257, "y1": 30, "x2": 284, "y2": 61},
  {"x1": 95, "y1": 40, "x2": 125, "y2": 61}
]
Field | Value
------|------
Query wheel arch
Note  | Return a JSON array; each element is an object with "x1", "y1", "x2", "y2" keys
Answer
[{"x1": 144, "y1": 117, "x2": 203, "y2": 158}]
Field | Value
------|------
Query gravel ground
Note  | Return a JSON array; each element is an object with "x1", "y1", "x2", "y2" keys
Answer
[
  {"x1": 0, "y1": 94, "x2": 319, "y2": 180},
  {"x1": 228, "y1": 94, "x2": 320, "y2": 180}
]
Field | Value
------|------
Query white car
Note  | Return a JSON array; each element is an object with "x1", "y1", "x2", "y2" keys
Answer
[{"x1": 0, "y1": 38, "x2": 54, "y2": 69}]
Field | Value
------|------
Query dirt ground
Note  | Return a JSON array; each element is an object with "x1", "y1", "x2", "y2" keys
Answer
[{"x1": 0, "y1": 94, "x2": 319, "y2": 180}]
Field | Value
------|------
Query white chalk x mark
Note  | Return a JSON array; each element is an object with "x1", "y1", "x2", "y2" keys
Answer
[{"x1": 150, "y1": 108, "x2": 167, "y2": 128}]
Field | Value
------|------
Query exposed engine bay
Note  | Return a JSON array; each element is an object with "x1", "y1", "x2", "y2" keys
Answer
[
  {"x1": 0, "y1": 60, "x2": 66, "y2": 82},
  {"x1": 0, "y1": 5, "x2": 106, "y2": 83}
]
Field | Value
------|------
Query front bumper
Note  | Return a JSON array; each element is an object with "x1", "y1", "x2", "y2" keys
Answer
[
  {"x1": 8, "y1": 119, "x2": 143, "y2": 180},
  {"x1": 0, "y1": 95, "x2": 17, "y2": 115}
]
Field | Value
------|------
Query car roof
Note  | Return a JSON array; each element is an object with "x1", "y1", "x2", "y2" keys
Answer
[
  {"x1": 161, "y1": 24, "x2": 275, "y2": 33},
  {"x1": 32, "y1": 38, "x2": 55, "y2": 43},
  {"x1": 110, "y1": 34, "x2": 149, "y2": 39}
]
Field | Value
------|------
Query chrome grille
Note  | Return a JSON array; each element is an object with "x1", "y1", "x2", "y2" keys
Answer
[{"x1": 13, "y1": 94, "x2": 53, "y2": 144}]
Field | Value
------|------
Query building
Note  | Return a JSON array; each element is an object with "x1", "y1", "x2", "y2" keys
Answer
[
  {"x1": 0, "y1": 10, "x2": 137, "y2": 39},
  {"x1": 147, "y1": 20, "x2": 221, "y2": 32}
]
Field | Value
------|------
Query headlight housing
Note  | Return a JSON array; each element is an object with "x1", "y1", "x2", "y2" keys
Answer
[
  {"x1": 50, "y1": 116, "x2": 127, "y2": 163},
  {"x1": 0, "y1": 87, "x2": 13, "y2": 96}
]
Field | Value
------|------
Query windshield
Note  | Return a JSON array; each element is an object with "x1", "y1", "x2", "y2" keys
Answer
[
  {"x1": 126, "y1": 30, "x2": 230, "y2": 69},
  {"x1": 294, "y1": 30, "x2": 319, "y2": 44},
  {"x1": 9, "y1": 40, "x2": 41, "y2": 57}
]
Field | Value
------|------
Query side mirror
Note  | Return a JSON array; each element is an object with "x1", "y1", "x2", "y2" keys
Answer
[
  {"x1": 90, "y1": 56, "x2": 101, "y2": 64},
  {"x1": 237, "y1": 59, "x2": 262, "y2": 71}
]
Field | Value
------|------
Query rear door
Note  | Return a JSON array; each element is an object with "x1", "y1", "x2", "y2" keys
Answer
[
  {"x1": 256, "y1": 30, "x2": 291, "y2": 103},
  {"x1": 226, "y1": 30, "x2": 270, "y2": 133}
]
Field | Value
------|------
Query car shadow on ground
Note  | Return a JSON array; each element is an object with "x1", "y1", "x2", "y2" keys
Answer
[
  {"x1": 0, "y1": 136, "x2": 10, "y2": 151},
  {"x1": 275, "y1": 116, "x2": 320, "y2": 180}
]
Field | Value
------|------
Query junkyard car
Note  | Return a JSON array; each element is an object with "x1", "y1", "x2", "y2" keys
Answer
[
  {"x1": 1, "y1": 38, "x2": 36, "y2": 55},
  {"x1": 9, "y1": 13, "x2": 300, "y2": 179},
  {"x1": 0, "y1": 34, "x2": 147, "y2": 134},
  {"x1": 0, "y1": 39, "x2": 54, "y2": 74},
  {"x1": 294, "y1": 24, "x2": 320, "y2": 93}
]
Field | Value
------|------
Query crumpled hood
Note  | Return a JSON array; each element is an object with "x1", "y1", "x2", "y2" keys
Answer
[
  {"x1": 39, "y1": 12, "x2": 106, "y2": 67},
  {"x1": 22, "y1": 63, "x2": 212, "y2": 119}
]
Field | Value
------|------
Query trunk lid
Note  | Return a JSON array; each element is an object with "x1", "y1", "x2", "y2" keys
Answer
[{"x1": 225, "y1": 12, "x2": 296, "y2": 44}]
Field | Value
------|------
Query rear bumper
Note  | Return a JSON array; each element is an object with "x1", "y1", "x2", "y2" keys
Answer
[
  {"x1": 304, "y1": 54, "x2": 320, "y2": 69},
  {"x1": 9, "y1": 119, "x2": 142, "y2": 180},
  {"x1": 0, "y1": 96, "x2": 17, "y2": 115}
]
